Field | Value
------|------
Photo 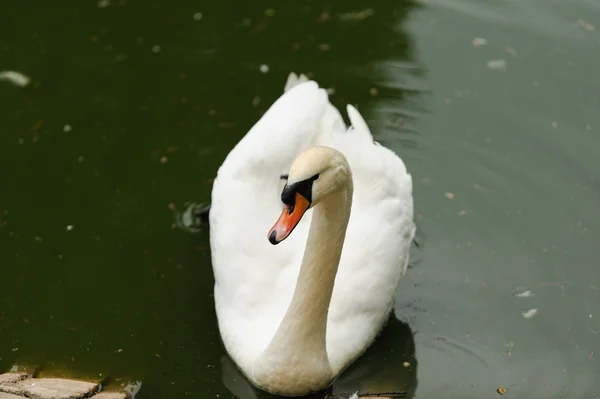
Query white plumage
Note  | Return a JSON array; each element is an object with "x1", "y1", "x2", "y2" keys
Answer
[{"x1": 209, "y1": 73, "x2": 415, "y2": 395}]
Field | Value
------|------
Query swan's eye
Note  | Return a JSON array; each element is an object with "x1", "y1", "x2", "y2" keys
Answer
[{"x1": 311, "y1": 174, "x2": 320, "y2": 181}]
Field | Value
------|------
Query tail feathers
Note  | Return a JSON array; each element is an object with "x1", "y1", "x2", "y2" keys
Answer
[{"x1": 284, "y1": 72, "x2": 310, "y2": 93}]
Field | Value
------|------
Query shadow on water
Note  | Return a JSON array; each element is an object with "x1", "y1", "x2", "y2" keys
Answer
[{"x1": 0, "y1": 0, "x2": 425, "y2": 397}]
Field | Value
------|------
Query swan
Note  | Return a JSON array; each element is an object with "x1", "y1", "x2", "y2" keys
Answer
[{"x1": 209, "y1": 73, "x2": 415, "y2": 396}]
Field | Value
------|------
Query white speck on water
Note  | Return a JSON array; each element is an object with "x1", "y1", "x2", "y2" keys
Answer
[
  {"x1": 472, "y1": 37, "x2": 488, "y2": 47},
  {"x1": 515, "y1": 290, "x2": 534, "y2": 298},
  {"x1": 12, "y1": 348, "x2": 19, "y2": 352},
  {"x1": 259, "y1": 64, "x2": 269, "y2": 74},
  {"x1": 522, "y1": 308, "x2": 538, "y2": 319},
  {"x1": 66, "y1": 225, "x2": 74, "y2": 231},
  {"x1": 487, "y1": 59, "x2": 507, "y2": 71},
  {"x1": 97, "y1": 0, "x2": 110, "y2": 7},
  {"x1": 193, "y1": 12, "x2": 202, "y2": 21},
  {"x1": 152, "y1": 45, "x2": 161, "y2": 53},
  {"x1": 116, "y1": 348, "x2": 123, "y2": 353},
  {"x1": 78, "y1": 156, "x2": 84, "y2": 163},
  {"x1": 0, "y1": 70, "x2": 31, "y2": 87},
  {"x1": 63, "y1": 124, "x2": 72, "y2": 132}
]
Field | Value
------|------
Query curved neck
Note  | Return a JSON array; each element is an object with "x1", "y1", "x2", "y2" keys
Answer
[{"x1": 253, "y1": 179, "x2": 353, "y2": 394}]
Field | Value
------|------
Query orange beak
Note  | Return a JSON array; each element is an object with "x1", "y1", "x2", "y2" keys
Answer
[{"x1": 268, "y1": 193, "x2": 311, "y2": 245}]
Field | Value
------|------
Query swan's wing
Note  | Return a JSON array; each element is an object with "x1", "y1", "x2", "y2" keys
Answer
[
  {"x1": 209, "y1": 77, "x2": 346, "y2": 371},
  {"x1": 317, "y1": 105, "x2": 416, "y2": 373}
]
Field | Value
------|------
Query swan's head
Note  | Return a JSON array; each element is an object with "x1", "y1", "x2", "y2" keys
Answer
[{"x1": 268, "y1": 146, "x2": 351, "y2": 245}]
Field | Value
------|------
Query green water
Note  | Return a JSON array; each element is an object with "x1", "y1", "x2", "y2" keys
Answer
[{"x1": 1, "y1": 0, "x2": 599, "y2": 398}]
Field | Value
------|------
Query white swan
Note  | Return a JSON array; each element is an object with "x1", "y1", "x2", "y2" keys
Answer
[{"x1": 209, "y1": 73, "x2": 415, "y2": 396}]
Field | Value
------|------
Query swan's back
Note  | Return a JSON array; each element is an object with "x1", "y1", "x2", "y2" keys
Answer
[{"x1": 209, "y1": 73, "x2": 415, "y2": 376}]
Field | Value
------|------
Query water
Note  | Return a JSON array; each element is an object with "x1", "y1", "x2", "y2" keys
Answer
[{"x1": 1, "y1": 0, "x2": 599, "y2": 398}]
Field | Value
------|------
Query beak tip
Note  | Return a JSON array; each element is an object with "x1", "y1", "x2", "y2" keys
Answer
[{"x1": 268, "y1": 230, "x2": 280, "y2": 245}]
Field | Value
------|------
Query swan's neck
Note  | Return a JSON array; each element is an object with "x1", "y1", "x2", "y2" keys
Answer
[{"x1": 253, "y1": 181, "x2": 353, "y2": 395}]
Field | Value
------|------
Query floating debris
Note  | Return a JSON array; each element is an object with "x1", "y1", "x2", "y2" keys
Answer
[
  {"x1": 152, "y1": 45, "x2": 161, "y2": 53},
  {"x1": 514, "y1": 290, "x2": 534, "y2": 298},
  {"x1": 173, "y1": 201, "x2": 208, "y2": 233},
  {"x1": 577, "y1": 19, "x2": 595, "y2": 31},
  {"x1": 259, "y1": 64, "x2": 270, "y2": 74},
  {"x1": 497, "y1": 387, "x2": 507, "y2": 395},
  {"x1": 505, "y1": 46, "x2": 517, "y2": 57},
  {"x1": 66, "y1": 225, "x2": 74, "y2": 231},
  {"x1": 472, "y1": 37, "x2": 488, "y2": 47},
  {"x1": 318, "y1": 10, "x2": 330, "y2": 22},
  {"x1": 326, "y1": 392, "x2": 407, "y2": 399},
  {"x1": 445, "y1": 192, "x2": 455, "y2": 200},
  {"x1": 63, "y1": 124, "x2": 72, "y2": 132},
  {"x1": 193, "y1": 12, "x2": 203, "y2": 21},
  {"x1": 402, "y1": 361, "x2": 410, "y2": 367},
  {"x1": 522, "y1": 308, "x2": 538, "y2": 319},
  {"x1": 122, "y1": 380, "x2": 142, "y2": 399},
  {"x1": 0, "y1": 70, "x2": 31, "y2": 87},
  {"x1": 487, "y1": 59, "x2": 507, "y2": 71},
  {"x1": 338, "y1": 8, "x2": 374, "y2": 21}
]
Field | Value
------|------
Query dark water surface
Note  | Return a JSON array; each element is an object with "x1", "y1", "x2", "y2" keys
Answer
[{"x1": 1, "y1": 0, "x2": 599, "y2": 398}]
